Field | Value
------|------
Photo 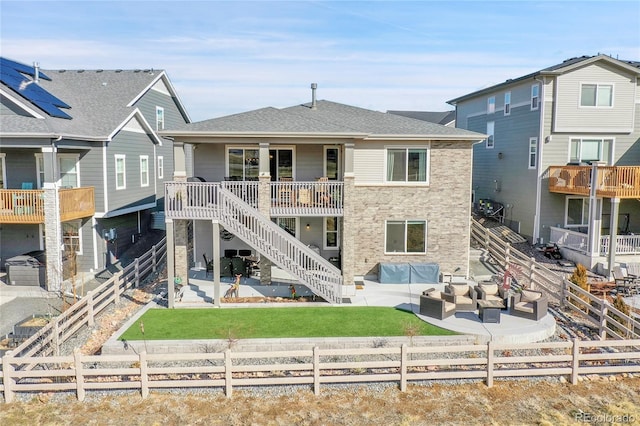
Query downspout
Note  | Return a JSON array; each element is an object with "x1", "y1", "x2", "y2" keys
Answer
[{"x1": 533, "y1": 76, "x2": 545, "y2": 243}]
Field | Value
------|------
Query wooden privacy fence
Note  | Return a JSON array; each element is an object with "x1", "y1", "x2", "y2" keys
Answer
[
  {"x1": 2, "y1": 339, "x2": 640, "y2": 402},
  {"x1": 5, "y1": 238, "x2": 167, "y2": 360},
  {"x1": 471, "y1": 219, "x2": 640, "y2": 340}
]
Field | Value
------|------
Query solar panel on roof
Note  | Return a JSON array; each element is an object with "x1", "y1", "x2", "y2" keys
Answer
[{"x1": 0, "y1": 57, "x2": 71, "y2": 119}]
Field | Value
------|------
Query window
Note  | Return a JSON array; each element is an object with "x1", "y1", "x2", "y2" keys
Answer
[
  {"x1": 569, "y1": 138, "x2": 612, "y2": 164},
  {"x1": 566, "y1": 198, "x2": 590, "y2": 228},
  {"x1": 59, "y1": 156, "x2": 79, "y2": 188},
  {"x1": 157, "y1": 156, "x2": 164, "y2": 179},
  {"x1": 324, "y1": 146, "x2": 340, "y2": 180},
  {"x1": 504, "y1": 92, "x2": 511, "y2": 115},
  {"x1": 385, "y1": 220, "x2": 426, "y2": 253},
  {"x1": 531, "y1": 84, "x2": 539, "y2": 110},
  {"x1": 269, "y1": 148, "x2": 294, "y2": 181},
  {"x1": 528, "y1": 138, "x2": 538, "y2": 169},
  {"x1": 580, "y1": 83, "x2": 613, "y2": 107},
  {"x1": 115, "y1": 155, "x2": 126, "y2": 190},
  {"x1": 275, "y1": 217, "x2": 297, "y2": 237},
  {"x1": 486, "y1": 122, "x2": 495, "y2": 149},
  {"x1": 0, "y1": 154, "x2": 5, "y2": 189},
  {"x1": 156, "y1": 107, "x2": 164, "y2": 130},
  {"x1": 386, "y1": 148, "x2": 428, "y2": 183},
  {"x1": 228, "y1": 148, "x2": 259, "y2": 180},
  {"x1": 62, "y1": 220, "x2": 82, "y2": 255},
  {"x1": 35, "y1": 155, "x2": 45, "y2": 188},
  {"x1": 324, "y1": 217, "x2": 339, "y2": 249},
  {"x1": 140, "y1": 156, "x2": 149, "y2": 187},
  {"x1": 487, "y1": 96, "x2": 495, "y2": 114}
]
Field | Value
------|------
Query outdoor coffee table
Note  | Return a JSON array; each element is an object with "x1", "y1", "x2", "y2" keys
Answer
[{"x1": 478, "y1": 300, "x2": 504, "y2": 324}]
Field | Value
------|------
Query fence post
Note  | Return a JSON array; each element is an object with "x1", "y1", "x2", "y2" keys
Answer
[
  {"x1": 528, "y1": 258, "x2": 536, "y2": 290},
  {"x1": 560, "y1": 279, "x2": 567, "y2": 309},
  {"x1": 313, "y1": 346, "x2": 320, "y2": 396},
  {"x1": 599, "y1": 302, "x2": 608, "y2": 340},
  {"x1": 140, "y1": 351, "x2": 149, "y2": 399},
  {"x1": 484, "y1": 226, "x2": 491, "y2": 251},
  {"x1": 52, "y1": 320, "x2": 60, "y2": 357},
  {"x1": 86, "y1": 291, "x2": 95, "y2": 328},
  {"x1": 486, "y1": 341, "x2": 494, "y2": 388},
  {"x1": 571, "y1": 338, "x2": 580, "y2": 385},
  {"x1": 134, "y1": 258, "x2": 140, "y2": 288},
  {"x1": 152, "y1": 245, "x2": 157, "y2": 273},
  {"x1": 224, "y1": 349, "x2": 232, "y2": 398},
  {"x1": 504, "y1": 243, "x2": 511, "y2": 270},
  {"x1": 2, "y1": 351, "x2": 15, "y2": 403},
  {"x1": 400, "y1": 344, "x2": 407, "y2": 392},
  {"x1": 74, "y1": 348, "x2": 85, "y2": 402},
  {"x1": 114, "y1": 272, "x2": 121, "y2": 305}
]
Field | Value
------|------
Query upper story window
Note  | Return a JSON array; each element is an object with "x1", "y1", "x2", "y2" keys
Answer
[
  {"x1": 569, "y1": 138, "x2": 612, "y2": 164},
  {"x1": 59, "y1": 155, "x2": 80, "y2": 188},
  {"x1": 486, "y1": 122, "x2": 495, "y2": 149},
  {"x1": 115, "y1": 155, "x2": 126, "y2": 190},
  {"x1": 157, "y1": 156, "x2": 164, "y2": 179},
  {"x1": 140, "y1": 155, "x2": 149, "y2": 187},
  {"x1": 528, "y1": 137, "x2": 538, "y2": 169},
  {"x1": 324, "y1": 146, "x2": 340, "y2": 180},
  {"x1": 531, "y1": 84, "x2": 540, "y2": 110},
  {"x1": 0, "y1": 154, "x2": 5, "y2": 189},
  {"x1": 386, "y1": 147, "x2": 429, "y2": 183},
  {"x1": 228, "y1": 148, "x2": 259, "y2": 180},
  {"x1": 504, "y1": 92, "x2": 511, "y2": 116},
  {"x1": 385, "y1": 220, "x2": 426, "y2": 254},
  {"x1": 487, "y1": 96, "x2": 495, "y2": 114},
  {"x1": 156, "y1": 107, "x2": 165, "y2": 130},
  {"x1": 580, "y1": 83, "x2": 613, "y2": 107}
]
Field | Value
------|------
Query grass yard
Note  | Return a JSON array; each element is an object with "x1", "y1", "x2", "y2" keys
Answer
[{"x1": 120, "y1": 307, "x2": 455, "y2": 340}]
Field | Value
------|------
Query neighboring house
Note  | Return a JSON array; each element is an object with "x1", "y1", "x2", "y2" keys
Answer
[
  {"x1": 0, "y1": 58, "x2": 190, "y2": 290},
  {"x1": 162, "y1": 87, "x2": 484, "y2": 305},
  {"x1": 388, "y1": 110, "x2": 456, "y2": 127},
  {"x1": 448, "y1": 54, "x2": 640, "y2": 272}
]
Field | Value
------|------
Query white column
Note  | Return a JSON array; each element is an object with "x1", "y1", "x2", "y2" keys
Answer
[
  {"x1": 166, "y1": 219, "x2": 175, "y2": 308},
  {"x1": 607, "y1": 197, "x2": 620, "y2": 277},
  {"x1": 212, "y1": 220, "x2": 221, "y2": 307}
]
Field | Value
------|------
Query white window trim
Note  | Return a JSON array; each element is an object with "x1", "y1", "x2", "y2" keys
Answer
[
  {"x1": 323, "y1": 145, "x2": 341, "y2": 180},
  {"x1": 115, "y1": 154, "x2": 126, "y2": 190},
  {"x1": 384, "y1": 219, "x2": 427, "y2": 255},
  {"x1": 579, "y1": 82, "x2": 614, "y2": 108},
  {"x1": 564, "y1": 197, "x2": 590, "y2": 228},
  {"x1": 531, "y1": 84, "x2": 540, "y2": 111},
  {"x1": 528, "y1": 137, "x2": 538, "y2": 170},
  {"x1": 383, "y1": 145, "x2": 430, "y2": 185},
  {"x1": 486, "y1": 122, "x2": 495, "y2": 149},
  {"x1": 156, "y1": 106, "x2": 165, "y2": 131},
  {"x1": 567, "y1": 137, "x2": 615, "y2": 165},
  {"x1": 63, "y1": 219, "x2": 83, "y2": 255},
  {"x1": 140, "y1": 155, "x2": 149, "y2": 187},
  {"x1": 34, "y1": 154, "x2": 44, "y2": 188},
  {"x1": 58, "y1": 154, "x2": 81, "y2": 188},
  {"x1": 504, "y1": 92, "x2": 511, "y2": 116},
  {"x1": 0, "y1": 153, "x2": 5, "y2": 189},
  {"x1": 157, "y1": 156, "x2": 164, "y2": 179},
  {"x1": 487, "y1": 96, "x2": 495, "y2": 114},
  {"x1": 323, "y1": 217, "x2": 340, "y2": 250}
]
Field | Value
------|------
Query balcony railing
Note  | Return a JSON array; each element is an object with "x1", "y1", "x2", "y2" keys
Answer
[
  {"x1": 270, "y1": 181, "x2": 343, "y2": 217},
  {"x1": 548, "y1": 165, "x2": 640, "y2": 198},
  {"x1": 549, "y1": 226, "x2": 640, "y2": 256},
  {"x1": 0, "y1": 187, "x2": 95, "y2": 224}
]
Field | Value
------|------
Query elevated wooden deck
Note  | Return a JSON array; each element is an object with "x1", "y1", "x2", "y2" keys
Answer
[
  {"x1": 0, "y1": 187, "x2": 95, "y2": 224},
  {"x1": 548, "y1": 165, "x2": 640, "y2": 198}
]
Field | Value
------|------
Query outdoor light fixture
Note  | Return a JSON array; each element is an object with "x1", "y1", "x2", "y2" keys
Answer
[{"x1": 306, "y1": 223, "x2": 310, "y2": 230}]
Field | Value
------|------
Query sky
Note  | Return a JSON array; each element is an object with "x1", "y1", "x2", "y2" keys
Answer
[{"x1": 1, "y1": 0, "x2": 639, "y2": 122}]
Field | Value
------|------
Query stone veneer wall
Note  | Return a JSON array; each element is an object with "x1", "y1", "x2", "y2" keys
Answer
[{"x1": 350, "y1": 141, "x2": 473, "y2": 278}]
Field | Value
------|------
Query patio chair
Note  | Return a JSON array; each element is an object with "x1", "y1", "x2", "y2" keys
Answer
[
  {"x1": 444, "y1": 283, "x2": 477, "y2": 312},
  {"x1": 510, "y1": 289, "x2": 548, "y2": 321},
  {"x1": 419, "y1": 289, "x2": 456, "y2": 320},
  {"x1": 475, "y1": 282, "x2": 508, "y2": 309},
  {"x1": 612, "y1": 266, "x2": 639, "y2": 296},
  {"x1": 203, "y1": 253, "x2": 213, "y2": 277}
]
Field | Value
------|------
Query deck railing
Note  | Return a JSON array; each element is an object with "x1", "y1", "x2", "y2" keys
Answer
[
  {"x1": 0, "y1": 187, "x2": 95, "y2": 224},
  {"x1": 549, "y1": 226, "x2": 640, "y2": 256},
  {"x1": 548, "y1": 165, "x2": 640, "y2": 198},
  {"x1": 270, "y1": 180, "x2": 343, "y2": 216}
]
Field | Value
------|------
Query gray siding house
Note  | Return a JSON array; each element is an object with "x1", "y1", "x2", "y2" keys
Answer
[
  {"x1": 448, "y1": 55, "x2": 640, "y2": 272},
  {"x1": 0, "y1": 58, "x2": 189, "y2": 290},
  {"x1": 162, "y1": 89, "x2": 484, "y2": 305}
]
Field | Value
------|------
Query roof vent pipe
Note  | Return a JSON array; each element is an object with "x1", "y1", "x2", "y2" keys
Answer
[
  {"x1": 33, "y1": 62, "x2": 40, "y2": 83},
  {"x1": 310, "y1": 83, "x2": 317, "y2": 110}
]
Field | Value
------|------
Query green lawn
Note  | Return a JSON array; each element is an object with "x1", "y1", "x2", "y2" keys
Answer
[{"x1": 120, "y1": 307, "x2": 456, "y2": 340}]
